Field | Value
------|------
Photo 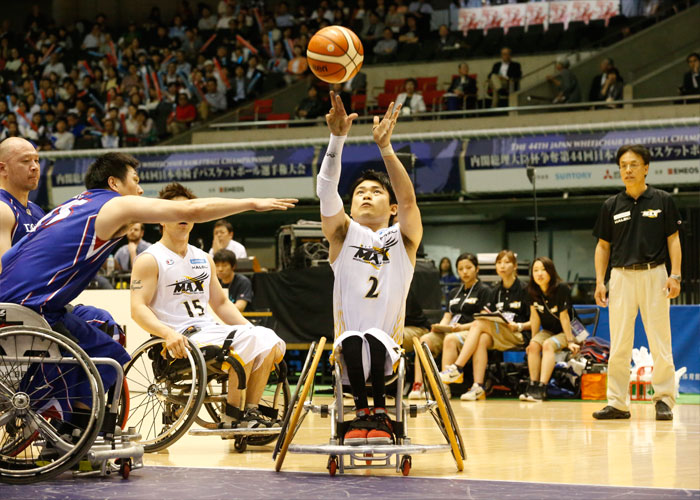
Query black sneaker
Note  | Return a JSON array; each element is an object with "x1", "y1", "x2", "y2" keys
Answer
[
  {"x1": 242, "y1": 407, "x2": 279, "y2": 428},
  {"x1": 592, "y1": 405, "x2": 631, "y2": 420},
  {"x1": 519, "y1": 381, "x2": 536, "y2": 401},
  {"x1": 655, "y1": 401, "x2": 673, "y2": 421}
]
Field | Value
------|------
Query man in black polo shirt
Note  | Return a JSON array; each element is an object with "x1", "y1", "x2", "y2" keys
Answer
[
  {"x1": 213, "y1": 249, "x2": 254, "y2": 312},
  {"x1": 592, "y1": 144, "x2": 682, "y2": 421}
]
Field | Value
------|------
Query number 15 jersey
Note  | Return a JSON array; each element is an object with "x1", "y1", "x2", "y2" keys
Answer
[
  {"x1": 331, "y1": 220, "x2": 414, "y2": 344},
  {"x1": 140, "y1": 242, "x2": 215, "y2": 332}
]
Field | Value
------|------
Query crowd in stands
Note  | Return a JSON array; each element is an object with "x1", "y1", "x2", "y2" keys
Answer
[{"x1": 0, "y1": 2, "x2": 695, "y2": 149}]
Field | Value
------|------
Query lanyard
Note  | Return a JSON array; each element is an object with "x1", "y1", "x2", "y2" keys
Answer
[{"x1": 454, "y1": 281, "x2": 476, "y2": 313}]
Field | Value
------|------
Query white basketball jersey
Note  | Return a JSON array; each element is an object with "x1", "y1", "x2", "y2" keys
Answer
[
  {"x1": 331, "y1": 220, "x2": 414, "y2": 344},
  {"x1": 141, "y1": 242, "x2": 215, "y2": 332}
]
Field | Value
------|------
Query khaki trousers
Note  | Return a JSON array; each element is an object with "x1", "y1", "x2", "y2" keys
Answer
[{"x1": 607, "y1": 266, "x2": 675, "y2": 411}]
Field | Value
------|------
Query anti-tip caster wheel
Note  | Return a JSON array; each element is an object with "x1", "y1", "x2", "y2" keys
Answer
[{"x1": 400, "y1": 455, "x2": 412, "y2": 476}]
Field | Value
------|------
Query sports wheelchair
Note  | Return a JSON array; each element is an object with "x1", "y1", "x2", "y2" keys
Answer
[
  {"x1": 0, "y1": 303, "x2": 144, "y2": 484},
  {"x1": 273, "y1": 337, "x2": 465, "y2": 476},
  {"x1": 121, "y1": 332, "x2": 290, "y2": 453}
]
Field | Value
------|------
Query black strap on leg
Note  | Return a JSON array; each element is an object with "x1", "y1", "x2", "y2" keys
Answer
[
  {"x1": 225, "y1": 403, "x2": 245, "y2": 420},
  {"x1": 218, "y1": 330, "x2": 247, "y2": 390},
  {"x1": 256, "y1": 404, "x2": 279, "y2": 420}
]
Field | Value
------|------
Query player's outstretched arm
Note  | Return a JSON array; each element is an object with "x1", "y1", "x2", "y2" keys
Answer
[
  {"x1": 372, "y1": 101, "x2": 423, "y2": 263},
  {"x1": 206, "y1": 255, "x2": 250, "y2": 326},
  {"x1": 318, "y1": 91, "x2": 357, "y2": 262},
  {"x1": 96, "y1": 195, "x2": 297, "y2": 241},
  {"x1": 130, "y1": 253, "x2": 189, "y2": 358}
]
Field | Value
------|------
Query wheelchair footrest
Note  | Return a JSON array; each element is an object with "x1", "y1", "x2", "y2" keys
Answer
[
  {"x1": 287, "y1": 443, "x2": 450, "y2": 455},
  {"x1": 189, "y1": 427, "x2": 282, "y2": 437}
]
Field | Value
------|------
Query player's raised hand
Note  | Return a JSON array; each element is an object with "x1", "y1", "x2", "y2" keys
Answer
[
  {"x1": 325, "y1": 90, "x2": 357, "y2": 136},
  {"x1": 251, "y1": 198, "x2": 298, "y2": 212},
  {"x1": 372, "y1": 101, "x2": 401, "y2": 148}
]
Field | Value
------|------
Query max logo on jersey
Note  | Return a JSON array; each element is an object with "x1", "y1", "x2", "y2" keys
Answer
[
  {"x1": 167, "y1": 272, "x2": 208, "y2": 295},
  {"x1": 351, "y1": 236, "x2": 398, "y2": 268}
]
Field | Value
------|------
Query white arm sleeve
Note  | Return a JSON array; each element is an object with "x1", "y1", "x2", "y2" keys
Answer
[{"x1": 317, "y1": 133, "x2": 346, "y2": 217}]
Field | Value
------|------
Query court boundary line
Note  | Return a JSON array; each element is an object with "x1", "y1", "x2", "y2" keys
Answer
[{"x1": 145, "y1": 464, "x2": 700, "y2": 491}]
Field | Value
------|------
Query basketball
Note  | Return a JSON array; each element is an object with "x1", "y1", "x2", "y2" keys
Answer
[{"x1": 306, "y1": 26, "x2": 364, "y2": 84}]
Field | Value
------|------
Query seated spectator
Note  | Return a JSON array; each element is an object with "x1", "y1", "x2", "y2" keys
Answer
[
  {"x1": 295, "y1": 86, "x2": 325, "y2": 120},
  {"x1": 397, "y1": 15, "x2": 421, "y2": 60},
  {"x1": 51, "y1": 118, "x2": 74, "y2": 150},
  {"x1": 114, "y1": 222, "x2": 152, "y2": 272},
  {"x1": 245, "y1": 55, "x2": 264, "y2": 97},
  {"x1": 395, "y1": 78, "x2": 426, "y2": 115},
  {"x1": 373, "y1": 28, "x2": 398, "y2": 64},
  {"x1": 588, "y1": 58, "x2": 614, "y2": 102},
  {"x1": 204, "y1": 77, "x2": 227, "y2": 115},
  {"x1": 267, "y1": 41, "x2": 289, "y2": 74},
  {"x1": 100, "y1": 117, "x2": 120, "y2": 148},
  {"x1": 439, "y1": 256, "x2": 461, "y2": 302},
  {"x1": 487, "y1": 47, "x2": 522, "y2": 108},
  {"x1": 600, "y1": 66, "x2": 624, "y2": 106},
  {"x1": 227, "y1": 64, "x2": 249, "y2": 105},
  {"x1": 385, "y1": 4, "x2": 405, "y2": 33},
  {"x1": 680, "y1": 52, "x2": 700, "y2": 96},
  {"x1": 213, "y1": 249, "x2": 253, "y2": 312},
  {"x1": 422, "y1": 253, "x2": 491, "y2": 399},
  {"x1": 42, "y1": 52, "x2": 67, "y2": 80},
  {"x1": 520, "y1": 257, "x2": 579, "y2": 403},
  {"x1": 360, "y1": 11, "x2": 385, "y2": 52},
  {"x1": 547, "y1": 58, "x2": 582, "y2": 104},
  {"x1": 133, "y1": 110, "x2": 156, "y2": 145},
  {"x1": 440, "y1": 250, "x2": 530, "y2": 401},
  {"x1": 275, "y1": 2, "x2": 295, "y2": 28},
  {"x1": 434, "y1": 24, "x2": 461, "y2": 60},
  {"x1": 445, "y1": 62, "x2": 477, "y2": 110},
  {"x1": 209, "y1": 219, "x2": 247, "y2": 259},
  {"x1": 167, "y1": 92, "x2": 197, "y2": 135},
  {"x1": 198, "y1": 5, "x2": 218, "y2": 31}
]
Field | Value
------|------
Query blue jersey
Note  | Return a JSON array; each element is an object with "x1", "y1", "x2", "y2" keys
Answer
[
  {"x1": 0, "y1": 188, "x2": 45, "y2": 244},
  {"x1": 0, "y1": 189, "x2": 122, "y2": 313}
]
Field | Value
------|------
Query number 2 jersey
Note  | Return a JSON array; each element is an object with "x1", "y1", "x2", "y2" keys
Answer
[
  {"x1": 141, "y1": 241, "x2": 216, "y2": 332},
  {"x1": 0, "y1": 189, "x2": 122, "y2": 313},
  {"x1": 331, "y1": 220, "x2": 414, "y2": 344}
]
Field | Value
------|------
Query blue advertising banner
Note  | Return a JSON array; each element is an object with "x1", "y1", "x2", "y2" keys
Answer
[
  {"x1": 322, "y1": 140, "x2": 462, "y2": 197},
  {"x1": 50, "y1": 147, "x2": 316, "y2": 203},
  {"x1": 465, "y1": 126, "x2": 700, "y2": 193}
]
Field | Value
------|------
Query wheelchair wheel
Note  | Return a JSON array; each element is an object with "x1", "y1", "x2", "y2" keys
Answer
[
  {"x1": 274, "y1": 337, "x2": 326, "y2": 471},
  {"x1": 0, "y1": 326, "x2": 105, "y2": 484},
  {"x1": 121, "y1": 337, "x2": 207, "y2": 452},
  {"x1": 413, "y1": 337, "x2": 465, "y2": 471}
]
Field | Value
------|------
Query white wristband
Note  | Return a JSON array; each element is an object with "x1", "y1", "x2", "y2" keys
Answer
[{"x1": 379, "y1": 144, "x2": 395, "y2": 157}]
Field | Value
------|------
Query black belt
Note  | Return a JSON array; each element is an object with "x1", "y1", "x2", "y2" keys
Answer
[{"x1": 616, "y1": 261, "x2": 664, "y2": 271}]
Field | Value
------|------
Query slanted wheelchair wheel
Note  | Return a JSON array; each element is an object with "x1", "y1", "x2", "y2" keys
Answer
[
  {"x1": 121, "y1": 337, "x2": 207, "y2": 452},
  {"x1": 413, "y1": 337, "x2": 465, "y2": 471},
  {"x1": 274, "y1": 337, "x2": 326, "y2": 471},
  {"x1": 0, "y1": 326, "x2": 105, "y2": 484}
]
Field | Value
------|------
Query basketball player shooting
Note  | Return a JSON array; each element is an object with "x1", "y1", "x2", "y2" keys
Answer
[{"x1": 318, "y1": 91, "x2": 423, "y2": 445}]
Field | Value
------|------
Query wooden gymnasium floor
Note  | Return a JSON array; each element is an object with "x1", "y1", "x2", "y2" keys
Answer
[{"x1": 4, "y1": 396, "x2": 699, "y2": 499}]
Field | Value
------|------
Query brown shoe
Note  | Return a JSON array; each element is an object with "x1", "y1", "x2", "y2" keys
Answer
[{"x1": 592, "y1": 405, "x2": 631, "y2": 420}]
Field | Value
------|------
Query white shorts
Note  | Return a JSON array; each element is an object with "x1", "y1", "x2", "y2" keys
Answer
[
  {"x1": 183, "y1": 323, "x2": 285, "y2": 371},
  {"x1": 333, "y1": 328, "x2": 401, "y2": 385}
]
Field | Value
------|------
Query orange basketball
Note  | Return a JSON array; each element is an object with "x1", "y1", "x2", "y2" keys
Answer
[{"x1": 306, "y1": 26, "x2": 364, "y2": 84}]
